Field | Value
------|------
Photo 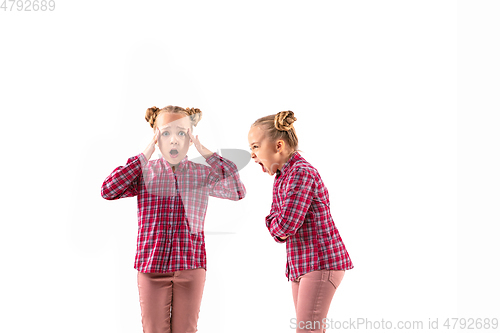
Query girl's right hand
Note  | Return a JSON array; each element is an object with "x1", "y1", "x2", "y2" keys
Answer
[{"x1": 142, "y1": 127, "x2": 160, "y2": 160}]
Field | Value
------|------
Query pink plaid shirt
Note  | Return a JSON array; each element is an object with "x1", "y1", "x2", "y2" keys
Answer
[
  {"x1": 101, "y1": 152, "x2": 246, "y2": 273},
  {"x1": 265, "y1": 152, "x2": 354, "y2": 281}
]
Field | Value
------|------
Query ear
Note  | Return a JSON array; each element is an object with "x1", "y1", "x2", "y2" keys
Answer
[{"x1": 276, "y1": 140, "x2": 285, "y2": 152}]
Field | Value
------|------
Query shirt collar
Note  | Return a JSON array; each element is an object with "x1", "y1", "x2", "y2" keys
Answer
[
  {"x1": 161, "y1": 154, "x2": 189, "y2": 173},
  {"x1": 276, "y1": 151, "x2": 300, "y2": 178}
]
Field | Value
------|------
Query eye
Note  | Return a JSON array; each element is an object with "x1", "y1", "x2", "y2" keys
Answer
[
  {"x1": 179, "y1": 131, "x2": 186, "y2": 136},
  {"x1": 162, "y1": 131, "x2": 170, "y2": 136}
]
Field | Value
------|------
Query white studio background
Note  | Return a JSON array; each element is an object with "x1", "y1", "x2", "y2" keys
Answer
[{"x1": 0, "y1": 1, "x2": 498, "y2": 332}]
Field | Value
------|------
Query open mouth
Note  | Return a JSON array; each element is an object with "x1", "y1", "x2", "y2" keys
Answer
[
  {"x1": 170, "y1": 149, "x2": 179, "y2": 158},
  {"x1": 258, "y1": 161, "x2": 266, "y2": 173}
]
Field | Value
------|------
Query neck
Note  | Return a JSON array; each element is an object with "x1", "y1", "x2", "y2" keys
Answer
[
  {"x1": 167, "y1": 161, "x2": 179, "y2": 172},
  {"x1": 277, "y1": 150, "x2": 295, "y2": 171}
]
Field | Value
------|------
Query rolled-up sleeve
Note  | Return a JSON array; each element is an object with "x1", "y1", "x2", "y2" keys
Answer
[
  {"x1": 101, "y1": 153, "x2": 146, "y2": 200},
  {"x1": 205, "y1": 152, "x2": 246, "y2": 201}
]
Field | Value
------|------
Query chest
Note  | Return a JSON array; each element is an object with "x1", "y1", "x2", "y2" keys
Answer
[{"x1": 272, "y1": 175, "x2": 291, "y2": 205}]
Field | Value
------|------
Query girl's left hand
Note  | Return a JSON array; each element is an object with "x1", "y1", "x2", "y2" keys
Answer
[{"x1": 187, "y1": 128, "x2": 213, "y2": 159}]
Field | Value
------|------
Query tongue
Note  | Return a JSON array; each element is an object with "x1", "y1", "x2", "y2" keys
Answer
[{"x1": 261, "y1": 163, "x2": 266, "y2": 172}]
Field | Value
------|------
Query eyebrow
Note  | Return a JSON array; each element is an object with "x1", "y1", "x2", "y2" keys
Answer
[
  {"x1": 160, "y1": 126, "x2": 188, "y2": 130},
  {"x1": 249, "y1": 142, "x2": 259, "y2": 146}
]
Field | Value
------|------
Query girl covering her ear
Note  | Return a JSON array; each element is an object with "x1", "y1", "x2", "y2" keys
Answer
[
  {"x1": 102, "y1": 105, "x2": 246, "y2": 333},
  {"x1": 248, "y1": 111, "x2": 353, "y2": 333}
]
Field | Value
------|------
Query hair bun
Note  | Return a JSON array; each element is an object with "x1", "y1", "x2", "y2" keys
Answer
[
  {"x1": 145, "y1": 106, "x2": 160, "y2": 128},
  {"x1": 274, "y1": 111, "x2": 296, "y2": 131},
  {"x1": 185, "y1": 107, "x2": 203, "y2": 127}
]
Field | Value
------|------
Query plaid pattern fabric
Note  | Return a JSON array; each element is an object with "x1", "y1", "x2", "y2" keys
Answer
[
  {"x1": 101, "y1": 152, "x2": 246, "y2": 273},
  {"x1": 265, "y1": 152, "x2": 354, "y2": 281}
]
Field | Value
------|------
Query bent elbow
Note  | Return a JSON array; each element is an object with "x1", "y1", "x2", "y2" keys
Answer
[
  {"x1": 238, "y1": 187, "x2": 247, "y2": 200},
  {"x1": 101, "y1": 187, "x2": 117, "y2": 200},
  {"x1": 235, "y1": 190, "x2": 246, "y2": 201}
]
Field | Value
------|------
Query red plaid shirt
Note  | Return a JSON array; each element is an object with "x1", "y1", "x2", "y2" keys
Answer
[
  {"x1": 265, "y1": 152, "x2": 354, "y2": 281},
  {"x1": 101, "y1": 152, "x2": 246, "y2": 273}
]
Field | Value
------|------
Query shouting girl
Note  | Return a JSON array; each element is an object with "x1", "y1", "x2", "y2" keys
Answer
[{"x1": 248, "y1": 111, "x2": 353, "y2": 333}]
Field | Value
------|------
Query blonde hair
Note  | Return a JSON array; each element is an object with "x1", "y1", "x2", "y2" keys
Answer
[
  {"x1": 252, "y1": 111, "x2": 299, "y2": 153},
  {"x1": 145, "y1": 105, "x2": 202, "y2": 129}
]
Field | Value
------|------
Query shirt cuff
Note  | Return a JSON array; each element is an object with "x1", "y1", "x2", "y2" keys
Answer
[
  {"x1": 138, "y1": 152, "x2": 148, "y2": 167},
  {"x1": 274, "y1": 235, "x2": 287, "y2": 243},
  {"x1": 205, "y1": 152, "x2": 219, "y2": 165}
]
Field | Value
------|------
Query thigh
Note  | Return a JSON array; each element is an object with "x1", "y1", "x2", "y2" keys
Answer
[
  {"x1": 171, "y1": 268, "x2": 206, "y2": 333},
  {"x1": 137, "y1": 272, "x2": 174, "y2": 333},
  {"x1": 291, "y1": 279, "x2": 300, "y2": 313},
  {"x1": 328, "y1": 269, "x2": 345, "y2": 290},
  {"x1": 294, "y1": 270, "x2": 338, "y2": 333}
]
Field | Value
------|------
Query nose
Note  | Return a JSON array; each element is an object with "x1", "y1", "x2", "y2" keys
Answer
[
  {"x1": 251, "y1": 152, "x2": 256, "y2": 159},
  {"x1": 170, "y1": 134, "x2": 178, "y2": 145}
]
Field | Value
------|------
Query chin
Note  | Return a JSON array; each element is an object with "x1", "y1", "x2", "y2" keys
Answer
[
  {"x1": 162, "y1": 154, "x2": 186, "y2": 164},
  {"x1": 170, "y1": 156, "x2": 185, "y2": 164}
]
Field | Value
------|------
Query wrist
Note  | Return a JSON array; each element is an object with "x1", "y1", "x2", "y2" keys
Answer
[
  {"x1": 202, "y1": 149, "x2": 214, "y2": 159},
  {"x1": 142, "y1": 150, "x2": 152, "y2": 160}
]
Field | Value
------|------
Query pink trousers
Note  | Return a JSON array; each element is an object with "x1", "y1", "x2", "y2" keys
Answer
[
  {"x1": 291, "y1": 270, "x2": 345, "y2": 333},
  {"x1": 137, "y1": 268, "x2": 206, "y2": 333}
]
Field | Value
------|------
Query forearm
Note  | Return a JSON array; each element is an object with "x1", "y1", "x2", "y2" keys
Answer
[
  {"x1": 207, "y1": 153, "x2": 246, "y2": 200},
  {"x1": 101, "y1": 154, "x2": 143, "y2": 200},
  {"x1": 201, "y1": 148, "x2": 214, "y2": 160},
  {"x1": 265, "y1": 212, "x2": 294, "y2": 242}
]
